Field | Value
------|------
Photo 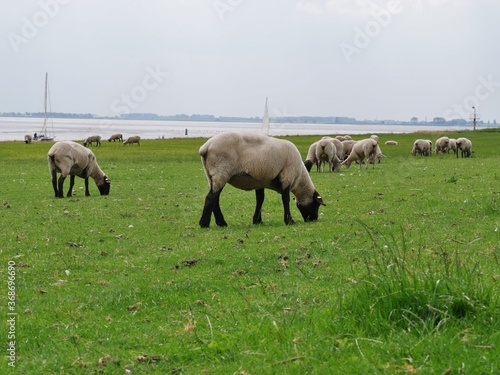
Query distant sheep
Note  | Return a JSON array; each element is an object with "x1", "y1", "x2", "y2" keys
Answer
[
  {"x1": 198, "y1": 132, "x2": 325, "y2": 227},
  {"x1": 316, "y1": 138, "x2": 341, "y2": 172},
  {"x1": 123, "y1": 135, "x2": 141, "y2": 146},
  {"x1": 24, "y1": 134, "x2": 32, "y2": 144},
  {"x1": 341, "y1": 140, "x2": 357, "y2": 160},
  {"x1": 323, "y1": 137, "x2": 344, "y2": 161},
  {"x1": 448, "y1": 138, "x2": 457, "y2": 155},
  {"x1": 369, "y1": 143, "x2": 385, "y2": 164},
  {"x1": 385, "y1": 140, "x2": 398, "y2": 145},
  {"x1": 456, "y1": 137, "x2": 472, "y2": 158},
  {"x1": 84, "y1": 135, "x2": 101, "y2": 147},
  {"x1": 47, "y1": 141, "x2": 111, "y2": 198},
  {"x1": 108, "y1": 133, "x2": 123, "y2": 142},
  {"x1": 411, "y1": 139, "x2": 431, "y2": 156},
  {"x1": 435, "y1": 136, "x2": 450, "y2": 154},
  {"x1": 342, "y1": 138, "x2": 378, "y2": 169},
  {"x1": 304, "y1": 141, "x2": 319, "y2": 172}
]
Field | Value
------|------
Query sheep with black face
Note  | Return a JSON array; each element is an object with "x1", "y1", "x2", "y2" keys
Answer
[
  {"x1": 198, "y1": 132, "x2": 325, "y2": 227},
  {"x1": 48, "y1": 141, "x2": 110, "y2": 198}
]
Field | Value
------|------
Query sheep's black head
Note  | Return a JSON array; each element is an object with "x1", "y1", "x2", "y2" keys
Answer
[
  {"x1": 98, "y1": 176, "x2": 111, "y2": 195},
  {"x1": 304, "y1": 160, "x2": 314, "y2": 172},
  {"x1": 297, "y1": 190, "x2": 325, "y2": 222}
]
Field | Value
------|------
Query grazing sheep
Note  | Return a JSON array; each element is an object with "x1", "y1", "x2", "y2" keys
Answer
[
  {"x1": 198, "y1": 132, "x2": 325, "y2": 227},
  {"x1": 385, "y1": 140, "x2": 398, "y2": 145},
  {"x1": 108, "y1": 133, "x2": 123, "y2": 142},
  {"x1": 123, "y1": 135, "x2": 141, "y2": 146},
  {"x1": 456, "y1": 137, "x2": 472, "y2": 158},
  {"x1": 370, "y1": 134, "x2": 379, "y2": 142},
  {"x1": 411, "y1": 139, "x2": 432, "y2": 156},
  {"x1": 335, "y1": 135, "x2": 352, "y2": 142},
  {"x1": 304, "y1": 138, "x2": 343, "y2": 172},
  {"x1": 341, "y1": 140, "x2": 357, "y2": 160},
  {"x1": 323, "y1": 137, "x2": 344, "y2": 161},
  {"x1": 369, "y1": 143, "x2": 385, "y2": 164},
  {"x1": 427, "y1": 140, "x2": 433, "y2": 154},
  {"x1": 316, "y1": 138, "x2": 341, "y2": 172},
  {"x1": 24, "y1": 134, "x2": 32, "y2": 144},
  {"x1": 47, "y1": 141, "x2": 111, "y2": 198},
  {"x1": 342, "y1": 138, "x2": 378, "y2": 169},
  {"x1": 84, "y1": 135, "x2": 102, "y2": 147},
  {"x1": 435, "y1": 136, "x2": 450, "y2": 154},
  {"x1": 448, "y1": 138, "x2": 457, "y2": 155},
  {"x1": 304, "y1": 141, "x2": 319, "y2": 172}
]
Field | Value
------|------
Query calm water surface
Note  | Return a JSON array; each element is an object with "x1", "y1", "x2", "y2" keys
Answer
[{"x1": 0, "y1": 117, "x2": 481, "y2": 142}]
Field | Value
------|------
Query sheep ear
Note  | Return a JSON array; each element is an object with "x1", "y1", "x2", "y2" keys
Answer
[
  {"x1": 105, "y1": 177, "x2": 111, "y2": 184},
  {"x1": 314, "y1": 191, "x2": 325, "y2": 206}
]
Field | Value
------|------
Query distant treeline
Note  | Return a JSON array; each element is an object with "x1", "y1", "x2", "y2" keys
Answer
[{"x1": 0, "y1": 112, "x2": 490, "y2": 126}]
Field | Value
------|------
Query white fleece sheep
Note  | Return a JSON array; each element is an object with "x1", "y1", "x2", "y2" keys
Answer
[
  {"x1": 123, "y1": 135, "x2": 141, "y2": 146},
  {"x1": 341, "y1": 138, "x2": 378, "y2": 169},
  {"x1": 448, "y1": 138, "x2": 457, "y2": 155},
  {"x1": 198, "y1": 132, "x2": 325, "y2": 227},
  {"x1": 108, "y1": 133, "x2": 123, "y2": 142},
  {"x1": 322, "y1": 136, "x2": 344, "y2": 161},
  {"x1": 369, "y1": 143, "x2": 385, "y2": 164},
  {"x1": 316, "y1": 138, "x2": 341, "y2": 172},
  {"x1": 435, "y1": 136, "x2": 450, "y2": 154},
  {"x1": 48, "y1": 141, "x2": 110, "y2": 198},
  {"x1": 24, "y1": 134, "x2": 32, "y2": 144},
  {"x1": 304, "y1": 141, "x2": 319, "y2": 172},
  {"x1": 385, "y1": 140, "x2": 398, "y2": 145},
  {"x1": 84, "y1": 135, "x2": 102, "y2": 147},
  {"x1": 456, "y1": 137, "x2": 472, "y2": 158},
  {"x1": 341, "y1": 140, "x2": 357, "y2": 160},
  {"x1": 411, "y1": 139, "x2": 431, "y2": 156}
]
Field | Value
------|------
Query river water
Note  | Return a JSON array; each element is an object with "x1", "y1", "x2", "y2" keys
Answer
[{"x1": 0, "y1": 117, "x2": 483, "y2": 142}]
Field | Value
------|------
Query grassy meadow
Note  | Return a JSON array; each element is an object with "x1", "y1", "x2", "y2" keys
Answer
[{"x1": 1, "y1": 129, "x2": 499, "y2": 374}]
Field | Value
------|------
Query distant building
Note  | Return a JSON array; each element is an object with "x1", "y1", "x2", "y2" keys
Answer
[
  {"x1": 433, "y1": 117, "x2": 446, "y2": 123},
  {"x1": 410, "y1": 117, "x2": 418, "y2": 124}
]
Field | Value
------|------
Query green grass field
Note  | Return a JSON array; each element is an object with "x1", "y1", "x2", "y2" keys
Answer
[{"x1": 1, "y1": 129, "x2": 499, "y2": 374}]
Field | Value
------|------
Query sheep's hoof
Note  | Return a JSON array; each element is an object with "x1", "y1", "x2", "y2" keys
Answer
[
  {"x1": 199, "y1": 219, "x2": 210, "y2": 228},
  {"x1": 216, "y1": 221, "x2": 228, "y2": 227}
]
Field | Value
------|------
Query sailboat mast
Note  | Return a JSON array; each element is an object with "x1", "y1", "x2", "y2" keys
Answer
[
  {"x1": 43, "y1": 72, "x2": 48, "y2": 130},
  {"x1": 261, "y1": 97, "x2": 270, "y2": 136}
]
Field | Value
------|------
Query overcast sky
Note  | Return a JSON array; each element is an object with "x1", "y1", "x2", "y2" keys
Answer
[{"x1": 1, "y1": 0, "x2": 499, "y2": 122}]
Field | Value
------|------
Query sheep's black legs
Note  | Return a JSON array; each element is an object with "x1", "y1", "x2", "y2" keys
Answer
[
  {"x1": 281, "y1": 187, "x2": 295, "y2": 225},
  {"x1": 212, "y1": 191, "x2": 227, "y2": 226},
  {"x1": 199, "y1": 188, "x2": 227, "y2": 228},
  {"x1": 51, "y1": 172, "x2": 60, "y2": 198},
  {"x1": 252, "y1": 189, "x2": 265, "y2": 224},
  {"x1": 56, "y1": 176, "x2": 66, "y2": 198},
  {"x1": 67, "y1": 175, "x2": 75, "y2": 197},
  {"x1": 84, "y1": 177, "x2": 90, "y2": 196}
]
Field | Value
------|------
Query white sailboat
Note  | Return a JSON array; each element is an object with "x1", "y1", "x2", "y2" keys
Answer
[
  {"x1": 261, "y1": 97, "x2": 270, "y2": 136},
  {"x1": 35, "y1": 72, "x2": 55, "y2": 141}
]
